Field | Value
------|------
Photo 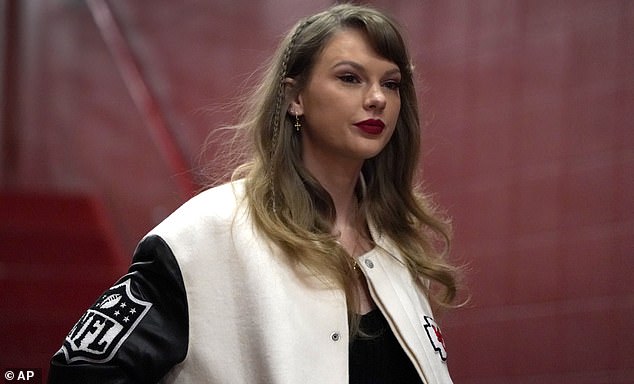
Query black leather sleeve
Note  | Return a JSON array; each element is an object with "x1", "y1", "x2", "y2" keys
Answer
[{"x1": 48, "y1": 235, "x2": 188, "y2": 384}]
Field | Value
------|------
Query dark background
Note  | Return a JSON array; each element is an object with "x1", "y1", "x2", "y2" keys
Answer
[{"x1": 1, "y1": 0, "x2": 633, "y2": 382}]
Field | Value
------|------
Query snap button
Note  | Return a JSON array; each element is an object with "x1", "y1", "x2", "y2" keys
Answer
[
  {"x1": 364, "y1": 259, "x2": 374, "y2": 269},
  {"x1": 331, "y1": 332, "x2": 341, "y2": 342}
]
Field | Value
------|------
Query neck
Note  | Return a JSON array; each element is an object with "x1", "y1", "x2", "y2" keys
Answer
[{"x1": 304, "y1": 158, "x2": 362, "y2": 229}]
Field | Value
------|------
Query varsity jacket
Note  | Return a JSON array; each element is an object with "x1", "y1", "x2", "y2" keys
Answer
[{"x1": 49, "y1": 180, "x2": 453, "y2": 383}]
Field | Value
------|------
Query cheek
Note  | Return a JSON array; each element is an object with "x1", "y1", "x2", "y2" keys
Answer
[
  {"x1": 388, "y1": 101, "x2": 401, "y2": 128},
  {"x1": 385, "y1": 125, "x2": 398, "y2": 144},
  {"x1": 392, "y1": 97, "x2": 402, "y2": 116},
  {"x1": 386, "y1": 103, "x2": 401, "y2": 137},
  {"x1": 304, "y1": 96, "x2": 350, "y2": 128}
]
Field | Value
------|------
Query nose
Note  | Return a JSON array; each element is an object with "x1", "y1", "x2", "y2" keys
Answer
[{"x1": 364, "y1": 83, "x2": 386, "y2": 112}]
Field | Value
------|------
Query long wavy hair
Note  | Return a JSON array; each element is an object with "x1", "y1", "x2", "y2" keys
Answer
[{"x1": 229, "y1": 3, "x2": 460, "y2": 335}]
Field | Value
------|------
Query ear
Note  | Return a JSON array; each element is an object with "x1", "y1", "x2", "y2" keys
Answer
[{"x1": 283, "y1": 77, "x2": 304, "y2": 116}]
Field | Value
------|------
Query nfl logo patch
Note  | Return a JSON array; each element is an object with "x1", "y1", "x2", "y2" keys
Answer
[
  {"x1": 423, "y1": 315, "x2": 448, "y2": 362},
  {"x1": 61, "y1": 279, "x2": 152, "y2": 363}
]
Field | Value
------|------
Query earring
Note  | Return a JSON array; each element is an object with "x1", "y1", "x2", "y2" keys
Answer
[{"x1": 294, "y1": 113, "x2": 301, "y2": 132}]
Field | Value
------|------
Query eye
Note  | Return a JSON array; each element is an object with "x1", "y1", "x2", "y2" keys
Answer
[
  {"x1": 383, "y1": 80, "x2": 401, "y2": 91},
  {"x1": 338, "y1": 74, "x2": 360, "y2": 84}
]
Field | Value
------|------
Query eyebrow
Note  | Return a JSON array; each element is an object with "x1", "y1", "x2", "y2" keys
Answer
[{"x1": 332, "y1": 60, "x2": 401, "y2": 77}]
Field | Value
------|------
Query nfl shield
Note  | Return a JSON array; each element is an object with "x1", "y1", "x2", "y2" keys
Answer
[{"x1": 60, "y1": 278, "x2": 152, "y2": 363}]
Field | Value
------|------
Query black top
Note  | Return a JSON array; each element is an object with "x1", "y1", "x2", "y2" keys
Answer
[{"x1": 349, "y1": 309, "x2": 423, "y2": 384}]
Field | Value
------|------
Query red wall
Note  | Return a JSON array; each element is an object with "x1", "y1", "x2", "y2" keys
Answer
[{"x1": 2, "y1": 0, "x2": 633, "y2": 382}]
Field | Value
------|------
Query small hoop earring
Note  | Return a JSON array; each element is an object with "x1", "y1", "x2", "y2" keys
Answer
[{"x1": 294, "y1": 113, "x2": 302, "y2": 132}]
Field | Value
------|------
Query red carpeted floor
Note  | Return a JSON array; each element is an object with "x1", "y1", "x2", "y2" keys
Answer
[{"x1": 0, "y1": 192, "x2": 129, "y2": 380}]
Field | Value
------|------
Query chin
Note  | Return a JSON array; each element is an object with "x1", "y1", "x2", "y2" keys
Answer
[{"x1": 358, "y1": 148, "x2": 386, "y2": 161}]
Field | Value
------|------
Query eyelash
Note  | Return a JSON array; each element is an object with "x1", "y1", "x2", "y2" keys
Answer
[
  {"x1": 338, "y1": 74, "x2": 360, "y2": 84},
  {"x1": 337, "y1": 74, "x2": 401, "y2": 90},
  {"x1": 383, "y1": 81, "x2": 401, "y2": 91}
]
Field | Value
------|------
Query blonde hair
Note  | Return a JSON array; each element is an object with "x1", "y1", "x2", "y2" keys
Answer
[{"x1": 227, "y1": 4, "x2": 459, "y2": 335}]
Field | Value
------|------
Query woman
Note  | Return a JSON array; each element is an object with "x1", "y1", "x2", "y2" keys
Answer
[{"x1": 49, "y1": 4, "x2": 460, "y2": 383}]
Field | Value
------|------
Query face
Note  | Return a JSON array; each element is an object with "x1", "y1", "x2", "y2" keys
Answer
[{"x1": 290, "y1": 28, "x2": 401, "y2": 173}]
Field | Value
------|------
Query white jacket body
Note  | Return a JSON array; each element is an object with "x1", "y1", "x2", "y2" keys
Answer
[{"x1": 49, "y1": 180, "x2": 453, "y2": 384}]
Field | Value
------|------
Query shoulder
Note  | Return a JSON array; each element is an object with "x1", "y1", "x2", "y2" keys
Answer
[
  {"x1": 179, "y1": 179, "x2": 246, "y2": 219},
  {"x1": 148, "y1": 179, "x2": 249, "y2": 242}
]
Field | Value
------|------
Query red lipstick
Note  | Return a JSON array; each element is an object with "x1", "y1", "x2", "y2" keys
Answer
[{"x1": 354, "y1": 119, "x2": 385, "y2": 135}]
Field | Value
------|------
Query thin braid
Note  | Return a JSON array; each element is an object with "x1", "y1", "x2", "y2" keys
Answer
[{"x1": 268, "y1": 18, "x2": 311, "y2": 213}]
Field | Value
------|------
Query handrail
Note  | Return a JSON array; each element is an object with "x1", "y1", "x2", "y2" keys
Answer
[
  {"x1": 87, "y1": 0, "x2": 197, "y2": 199},
  {"x1": 1, "y1": 0, "x2": 19, "y2": 186}
]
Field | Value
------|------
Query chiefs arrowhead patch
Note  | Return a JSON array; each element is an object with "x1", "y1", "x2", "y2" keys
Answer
[{"x1": 423, "y1": 316, "x2": 448, "y2": 362}]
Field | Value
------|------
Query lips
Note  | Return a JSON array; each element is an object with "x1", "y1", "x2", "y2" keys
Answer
[{"x1": 353, "y1": 119, "x2": 385, "y2": 135}]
